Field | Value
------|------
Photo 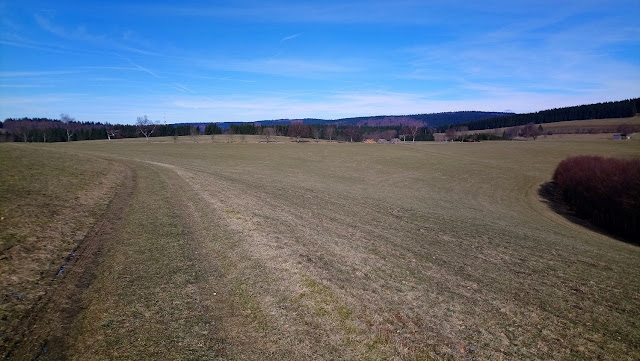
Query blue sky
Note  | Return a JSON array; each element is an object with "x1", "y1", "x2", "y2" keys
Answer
[{"x1": 1, "y1": 0, "x2": 639, "y2": 124}]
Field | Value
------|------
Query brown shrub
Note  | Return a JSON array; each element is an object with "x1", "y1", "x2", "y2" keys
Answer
[{"x1": 553, "y1": 156, "x2": 640, "y2": 242}]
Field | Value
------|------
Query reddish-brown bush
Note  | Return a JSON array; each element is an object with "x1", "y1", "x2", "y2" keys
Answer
[{"x1": 553, "y1": 156, "x2": 640, "y2": 242}]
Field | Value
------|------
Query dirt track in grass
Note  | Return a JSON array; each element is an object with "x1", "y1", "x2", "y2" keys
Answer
[{"x1": 3, "y1": 162, "x2": 134, "y2": 360}]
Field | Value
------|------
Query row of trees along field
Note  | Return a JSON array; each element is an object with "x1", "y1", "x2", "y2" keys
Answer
[
  {"x1": 437, "y1": 98, "x2": 640, "y2": 132},
  {"x1": 205, "y1": 122, "x2": 435, "y2": 142},
  {"x1": 0, "y1": 115, "x2": 204, "y2": 143},
  {"x1": 3, "y1": 98, "x2": 638, "y2": 143},
  {"x1": 0, "y1": 115, "x2": 437, "y2": 143}
]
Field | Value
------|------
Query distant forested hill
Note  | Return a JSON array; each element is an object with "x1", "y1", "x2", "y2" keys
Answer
[
  {"x1": 335, "y1": 111, "x2": 513, "y2": 127},
  {"x1": 208, "y1": 111, "x2": 513, "y2": 129},
  {"x1": 440, "y1": 98, "x2": 640, "y2": 132}
]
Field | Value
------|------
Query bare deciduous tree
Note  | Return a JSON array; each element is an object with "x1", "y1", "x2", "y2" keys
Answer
[
  {"x1": 136, "y1": 115, "x2": 157, "y2": 142},
  {"x1": 311, "y1": 127, "x2": 321, "y2": 142},
  {"x1": 190, "y1": 125, "x2": 199, "y2": 143},
  {"x1": 363, "y1": 129, "x2": 398, "y2": 141},
  {"x1": 325, "y1": 125, "x2": 335, "y2": 142},
  {"x1": 383, "y1": 129, "x2": 397, "y2": 141},
  {"x1": 17, "y1": 119, "x2": 31, "y2": 142},
  {"x1": 288, "y1": 122, "x2": 310, "y2": 143},
  {"x1": 345, "y1": 126, "x2": 360, "y2": 142},
  {"x1": 445, "y1": 127, "x2": 457, "y2": 142},
  {"x1": 400, "y1": 126, "x2": 409, "y2": 142},
  {"x1": 106, "y1": 128, "x2": 120, "y2": 141},
  {"x1": 38, "y1": 121, "x2": 51, "y2": 142},
  {"x1": 618, "y1": 123, "x2": 635, "y2": 136},
  {"x1": 61, "y1": 113, "x2": 76, "y2": 142},
  {"x1": 226, "y1": 128, "x2": 234, "y2": 143},
  {"x1": 519, "y1": 123, "x2": 539, "y2": 140},
  {"x1": 409, "y1": 122, "x2": 422, "y2": 142},
  {"x1": 503, "y1": 127, "x2": 519, "y2": 139},
  {"x1": 261, "y1": 127, "x2": 275, "y2": 143}
]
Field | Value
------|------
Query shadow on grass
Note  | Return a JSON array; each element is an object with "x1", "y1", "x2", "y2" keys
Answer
[{"x1": 538, "y1": 181, "x2": 638, "y2": 246}]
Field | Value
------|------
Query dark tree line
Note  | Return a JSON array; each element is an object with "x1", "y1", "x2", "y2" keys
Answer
[
  {"x1": 2, "y1": 117, "x2": 111, "y2": 143},
  {"x1": 204, "y1": 123, "x2": 223, "y2": 135},
  {"x1": 0, "y1": 117, "x2": 198, "y2": 143},
  {"x1": 227, "y1": 123, "x2": 258, "y2": 135},
  {"x1": 280, "y1": 124, "x2": 435, "y2": 142},
  {"x1": 552, "y1": 156, "x2": 640, "y2": 243},
  {"x1": 405, "y1": 111, "x2": 512, "y2": 127},
  {"x1": 336, "y1": 111, "x2": 512, "y2": 127},
  {"x1": 0, "y1": 117, "x2": 440, "y2": 143},
  {"x1": 454, "y1": 133, "x2": 505, "y2": 142},
  {"x1": 440, "y1": 98, "x2": 640, "y2": 132},
  {"x1": 5, "y1": 98, "x2": 635, "y2": 143},
  {"x1": 204, "y1": 122, "x2": 438, "y2": 142}
]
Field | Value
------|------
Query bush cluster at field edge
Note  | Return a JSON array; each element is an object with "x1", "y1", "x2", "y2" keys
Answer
[{"x1": 553, "y1": 155, "x2": 640, "y2": 242}]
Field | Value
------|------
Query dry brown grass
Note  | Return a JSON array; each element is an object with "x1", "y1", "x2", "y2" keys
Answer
[
  {"x1": 460, "y1": 115, "x2": 640, "y2": 138},
  {"x1": 2, "y1": 137, "x2": 640, "y2": 360},
  {"x1": 539, "y1": 115, "x2": 640, "y2": 130},
  {"x1": 66, "y1": 163, "x2": 226, "y2": 360},
  {"x1": 156, "y1": 134, "x2": 332, "y2": 144},
  {"x1": 0, "y1": 144, "x2": 124, "y2": 358}
]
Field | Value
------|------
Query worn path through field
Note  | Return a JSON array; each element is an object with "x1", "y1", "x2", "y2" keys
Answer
[
  {"x1": 7, "y1": 139, "x2": 639, "y2": 361},
  {"x1": 60, "y1": 160, "x2": 226, "y2": 360},
  {"x1": 144, "y1": 160, "x2": 389, "y2": 359},
  {"x1": 3, "y1": 160, "x2": 133, "y2": 360},
  {"x1": 62, "y1": 154, "x2": 337, "y2": 360}
]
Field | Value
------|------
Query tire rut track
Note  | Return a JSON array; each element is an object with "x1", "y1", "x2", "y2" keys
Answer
[{"x1": 3, "y1": 163, "x2": 134, "y2": 360}]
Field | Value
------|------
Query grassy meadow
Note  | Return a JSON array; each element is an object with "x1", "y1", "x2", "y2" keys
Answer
[
  {"x1": 460, "y1": 115, "x2": 640, "y2": 138},
  {"x1": 1, "y1": 135, "x2": 639, "y2": 360}
]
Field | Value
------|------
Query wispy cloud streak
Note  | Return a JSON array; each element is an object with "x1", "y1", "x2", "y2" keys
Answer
[
  {"x1": 0, "y1": 70, "x2": 80, "y2": 77},
  {"x1": 33, "y1": 13, "x2": 160, "y2": 57},
  {"x1": 132, "y1": 63, "x2": 161, "y2": 78},
  {"x1": 174, "y1": 83, "x2": 195, "y2": 93},
  {"x1": 281, "y1": 33, "x2": 300, "y2": 42}
]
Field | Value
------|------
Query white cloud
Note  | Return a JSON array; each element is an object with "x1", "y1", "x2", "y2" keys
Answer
[
  {"x1": 281, "y1": 33, "x2": 301, "y2": 42},
  {"x1": 167, "y1": 89, "x2": 634, "y2": 121},
  {"x1": 33, "y1": 14, "x2": 67, "y2": 37},
  {"x1": 2, "y1": 88, "x2": 636, "y2": 124},
  {"x1": 33, "y1": 13, "x2": 160, "y2": 57},
  {"x1": 400, "y1": 13, "x2": 640, "y2": 99}
]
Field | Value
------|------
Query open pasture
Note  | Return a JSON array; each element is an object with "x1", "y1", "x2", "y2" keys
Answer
[
  {"x1": 1, "y1": 137, "x2": 639, "y2": 360},
  {"x1": 461, "y1": 115, "x2": 640, "y2": 138}
]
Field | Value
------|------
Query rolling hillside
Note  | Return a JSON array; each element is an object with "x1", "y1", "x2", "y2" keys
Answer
[{"x1": 185, "y1": 111, "x2": 513, "y2": 130}]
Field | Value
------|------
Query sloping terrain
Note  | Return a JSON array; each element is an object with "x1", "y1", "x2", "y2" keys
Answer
[
  {"x1": 462, "y1": 115, "x2": 640, "y2": 137},
  {"x1": 1, "y1": 137, "x2": 639, "y2": 360}
]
